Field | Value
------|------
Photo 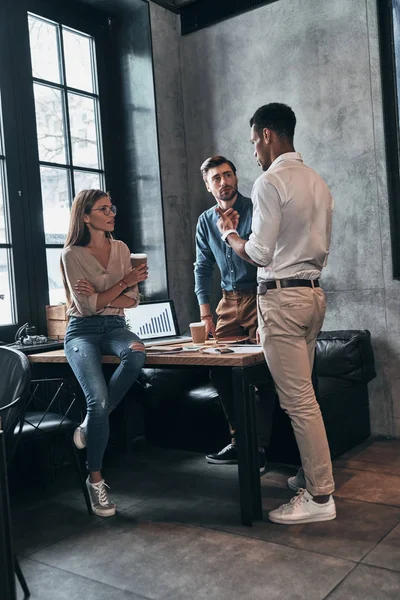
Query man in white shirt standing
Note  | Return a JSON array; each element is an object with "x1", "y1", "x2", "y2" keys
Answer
[{"x1": 216, "y1": 102, "x2": 336, "y2": 525}]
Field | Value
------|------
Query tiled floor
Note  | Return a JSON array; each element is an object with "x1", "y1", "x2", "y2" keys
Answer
[{"x1": 10, "y1": 438, "x2": 400, "y2": 600}]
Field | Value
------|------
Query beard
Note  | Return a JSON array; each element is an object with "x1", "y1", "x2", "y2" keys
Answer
[{"x1": 218, "y1": 186, "x2": 238, "y2": 203}]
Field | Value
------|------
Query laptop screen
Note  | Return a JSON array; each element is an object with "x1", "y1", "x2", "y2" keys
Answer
[{"x1": 124, "y1": 300, "x2": 180, "y2": 341}]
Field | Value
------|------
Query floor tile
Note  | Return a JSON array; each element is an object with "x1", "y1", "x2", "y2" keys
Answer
[
  {"x1": 119, "y1": 483, "x2": 242, "y2": 527},
  {"x1": 28, "y1": 520, "x2": 353, "y2": 600},
  {"x1": 11, "y1": 439, "x2": 400, "y2": 600},
  {"x1": 362, "y1": 522, "x2": 400, "y2": 571},
  {"x1": 10, "y1": 468, "x2": 84, "y2": 511},
  {"x1": 211, "y1": 495, "x2": 400, "y2": 562},
  {"x1": 333, "y1": 467, "x2": 400, "y2": 506},
  {"x1": 94, "y1": 470, "x2": 176, "y2": 513},
  {"x1": 12, "y1": 499, "x2": 104, "y2": 558},
  {"x1": 107, "y1": 446, "x2": 211, "y2": 477},
  {"x1": 327, "y1": 563, "x2": 400, "y2": 600},
  {"x1": 16, "y1": 559, "x2": 148, "y2": 600},
  {"x1": 333, "y1": 458, "x2": 400, "y2": 478},
  {"x1": 103, "y1": 469, "x2": 244, "y2": 527},
  {"x1": 337, "y1": 438, "x2": 400, "y2": 467},
  {"x1": 334, "y1": 438, "x2": 400, "y2": 477}
]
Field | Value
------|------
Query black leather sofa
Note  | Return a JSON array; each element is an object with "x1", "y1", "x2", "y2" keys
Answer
[{"x1": 138, "y1": 330, "x2": 376, "y2": 465}]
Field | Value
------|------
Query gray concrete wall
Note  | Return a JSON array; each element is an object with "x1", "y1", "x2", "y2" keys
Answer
[
  {"x1": 151, "y1": 0, "x2": 399, "y2": 437},
  {"x1": 150, "y1": 3, "x2": 197, "y2": 332}
]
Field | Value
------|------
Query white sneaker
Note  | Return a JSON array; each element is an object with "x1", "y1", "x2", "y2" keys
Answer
[
  {"x1": 287, "y1": 467, "x2": 306, "y2": 491},
  {"x1": 86, "y1": 477, "x2": 116, "y2": 517},
  {"x1": 269, "y1": 489, "x2": 336, "y2": 525},
  {"x1": 73, "y1": 426, "x2": 86, "y2": 449}
]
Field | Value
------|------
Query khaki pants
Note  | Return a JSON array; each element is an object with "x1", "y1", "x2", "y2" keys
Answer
[
  {"x1": 257, "y1": 285, "x2": 334, "y2": 496},
  {"x1": 210, "y1": 290, "x2": 275, "y2": 447},
  {"x1": 215, "y1": 290, "x2": 258, "y2": 341}
]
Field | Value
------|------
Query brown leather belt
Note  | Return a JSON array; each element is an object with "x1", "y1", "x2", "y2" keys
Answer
[
  {"x1": 222, "y1": 288, "x2": 257, "y2": 297},
  {"x1": 257, "y1": 279, "x2": 320, "y2": 295}
]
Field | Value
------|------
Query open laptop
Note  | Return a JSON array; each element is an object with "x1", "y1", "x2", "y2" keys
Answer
[{"x1": 124, "y1": 299, "x2": 192, "y2": 347}]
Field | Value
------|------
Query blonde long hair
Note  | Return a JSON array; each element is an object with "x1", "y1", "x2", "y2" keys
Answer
[{"x1": 61, "y1": 189, "x2": 111, "y2": 310}]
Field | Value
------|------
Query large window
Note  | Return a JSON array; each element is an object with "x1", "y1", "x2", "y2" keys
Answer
[
  {"x1": 28, "y1": 13, "x2": 105, "y2": 304},
  {"x1": 0, "y1": 0, "x2": 162, "y2": 342},
  {"x1": 0, "y1": 0, "x2": 112, "y2": 342}
]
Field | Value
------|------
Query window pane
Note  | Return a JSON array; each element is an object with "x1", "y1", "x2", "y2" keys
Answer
[
  {"x1": 74, "y1": 170, "x2": 102, "y2": 193},
  {"x1": 34, "y1": 84, "x2": 67, "y2": 163},
  {"x1": 0, "y1": 163, "x2": 8, "y2": 244},
  {"x1": 69, "y1": 93, "x2": 99, "y2": 168},
  {"x1": 40, "y1": 167, "x2": 70, "y2": 244},
  {"x1": 0, "y1": 249, "x2": 14, "y2": 325},
  {"x1": 46, "y1": 248, "x2": 66, "y2": 305},
  {"x1": 28, "y1": 15, "x2": 61, "y2": 84},
  {"x1": 63, "y1": 29, "x2": 93, "y2": 93}
]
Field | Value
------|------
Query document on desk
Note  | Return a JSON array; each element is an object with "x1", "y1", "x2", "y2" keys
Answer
[
  {"x1": 146, "y1": 345, "x2": 203, "y2": 353},
  {"x1": 201, "y1": 346, "x2": 263, "y2": 354},
  {"x1": 146, "y1": 345, "x2": 184, "y2": 352}
]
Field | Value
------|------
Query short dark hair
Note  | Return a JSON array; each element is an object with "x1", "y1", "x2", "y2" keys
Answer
[
  {"x1": 250, "y1": 103, "x2": 296, "y2": 141},
  {"x1": 200, "y1": 155, "x2": 237, "y2": 181}
]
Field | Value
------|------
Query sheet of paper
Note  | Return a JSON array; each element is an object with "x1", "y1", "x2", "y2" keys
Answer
[
  {"x1": 217, "y1": 344, "x2": 262, "y2": 348},
  {"x1": 201, "y1": 346, "x2": 263, "y2": 354},
  {"x1": 146, "y1": 345, "x2": 204, "y2": 354},
  {"x1": 146, "y1": 345, "x2": 184, "y2": 352}
]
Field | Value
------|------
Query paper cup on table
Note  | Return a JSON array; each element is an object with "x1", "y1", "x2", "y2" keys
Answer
[
  {"x1": 190, "y1": 322, "x2": 206, "y2": 344},
  {"x1": 130, "y1": 253, "x2": 147, "y2": 268}
]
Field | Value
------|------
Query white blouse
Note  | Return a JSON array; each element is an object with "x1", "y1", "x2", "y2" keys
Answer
[{"x1": 61, "y1": 239, "x2": 139, "y2": 317}]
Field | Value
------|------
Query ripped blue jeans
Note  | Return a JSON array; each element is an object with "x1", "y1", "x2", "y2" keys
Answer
[{"x1": 64, "y1": 315, "x2": 146, "y2": 472}]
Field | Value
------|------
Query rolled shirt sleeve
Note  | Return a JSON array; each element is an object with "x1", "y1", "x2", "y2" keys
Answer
[
  {"x1": 62, "y1": 249, "x2": 99, "y2": 316},
  {"x1": 194, "y1": 216, "x2": 216, "y2": 305},
  {"x1": 123, "y1": 286, "x2": 140, "y2": 307},
  {"x1": 245, "y1": 178, "x2": 282, "y2": 268}
]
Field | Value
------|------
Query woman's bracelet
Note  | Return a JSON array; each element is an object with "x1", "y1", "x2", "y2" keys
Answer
[
  {"x1": 119, "y1": 278, "x2": 128, "y2": 289},
  {"x1": 201, "y1": 314, "x2": 212, "y2": 319}
]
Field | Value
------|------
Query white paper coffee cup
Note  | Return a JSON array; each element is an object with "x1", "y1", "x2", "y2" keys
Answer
[
  {"x1": 130, "y1": 253, "x2": 147, "y2": 268},
  {"x1": 190, "y1": 322, "x2": 206, "y2": 344}
]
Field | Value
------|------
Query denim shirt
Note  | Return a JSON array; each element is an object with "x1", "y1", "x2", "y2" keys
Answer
[{"x1": 194, "y1": 192, "x2": 258, "y2": 305}]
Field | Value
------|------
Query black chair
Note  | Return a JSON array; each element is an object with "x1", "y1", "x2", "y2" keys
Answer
[
  {"x1": 13, "y1": 380, "x2": 93, "y2": 516},
  {"x1": 0, "y1": 346, "x2": 32, "y2": 598},
  {"x1": 0, "y1": 344, "x2": 92, "y2": 521}
]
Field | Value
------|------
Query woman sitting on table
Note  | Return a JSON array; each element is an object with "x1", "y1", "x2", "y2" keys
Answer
[{"x1": 61, "y1": 189, "x2": 148, "y2": 517}]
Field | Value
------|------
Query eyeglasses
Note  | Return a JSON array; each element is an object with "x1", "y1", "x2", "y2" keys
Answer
[{"x1": 90, "y1": 204, "x2": 117, "y2": 216}]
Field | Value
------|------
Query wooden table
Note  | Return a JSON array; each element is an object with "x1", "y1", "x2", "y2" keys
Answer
[{"x1": 28, "y1": 343, "x2": 272, "y2": 526}]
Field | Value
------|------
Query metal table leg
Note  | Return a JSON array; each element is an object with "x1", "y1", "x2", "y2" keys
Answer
[
  {"x1": 247, "y1": 381, "x2": 262, "y2": 521},
  {"x1": 232, "y1": 367, "x2": 253, "y2": 526},
  {"x1": 232, "y1": 364, "x2": 269, "y2": 525}
]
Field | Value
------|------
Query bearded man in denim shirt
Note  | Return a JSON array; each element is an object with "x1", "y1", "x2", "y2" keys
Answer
[{"x1": 194, "y1": 155, "x2": 273, "y2": 471}]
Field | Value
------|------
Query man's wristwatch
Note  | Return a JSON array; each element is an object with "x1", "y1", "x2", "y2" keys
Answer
[{"x1": 221, "y1": 229, "x2": 238, "y2": 242}]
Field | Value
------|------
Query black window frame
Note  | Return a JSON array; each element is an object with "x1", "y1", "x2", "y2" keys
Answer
[
  {"x1": 28, "y1": 11, "x2": 107, "y2": 305},
  {"x1": 0, "y1": 0, "x2": 113, "y2": 341},
  {"x1": 0, "y1": 0, "x2": 32, "y2": 341},
  {"x1": 378, "y1": 0, "x2": 400, "y2": 279}
]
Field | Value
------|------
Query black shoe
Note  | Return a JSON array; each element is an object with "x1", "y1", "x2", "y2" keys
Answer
[
  {"x1": 259, "y1": 449, "x2": 267, "y2": 475},
  {"x1": 206, "y1": 444, "x2": 267, "y2": 472},
  {"x1": 206, "y1": 443, "x2": 238, "y2": 464}
]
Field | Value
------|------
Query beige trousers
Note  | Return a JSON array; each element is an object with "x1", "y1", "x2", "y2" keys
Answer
[{"x1": 257, "y1": 285, "x2": 335, "y2": 496}]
